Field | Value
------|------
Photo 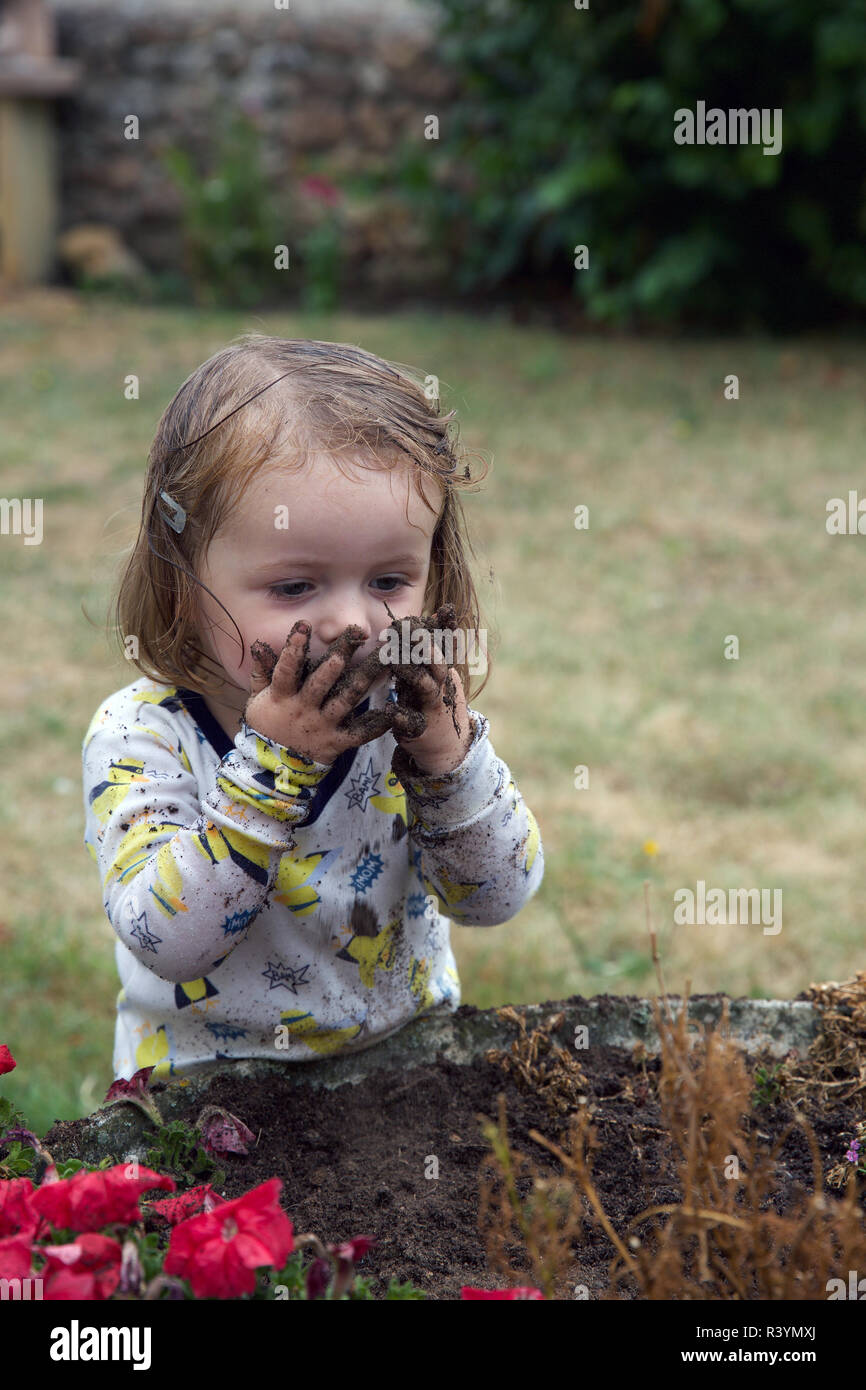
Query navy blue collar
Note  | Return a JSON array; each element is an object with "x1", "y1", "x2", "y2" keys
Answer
[{"x1": 175, "y1": 687, "x2": 236, "y2": 759}]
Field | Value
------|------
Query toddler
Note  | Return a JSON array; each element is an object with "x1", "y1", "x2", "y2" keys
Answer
[{"x1": 82, "y1": 335, "x2": 544, "y2": 1080}]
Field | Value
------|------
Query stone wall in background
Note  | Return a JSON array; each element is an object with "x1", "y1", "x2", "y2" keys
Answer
[{"x1": 51, "y1": 0, "x2": 456, "y2": 297}]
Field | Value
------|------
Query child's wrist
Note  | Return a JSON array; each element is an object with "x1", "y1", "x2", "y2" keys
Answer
[{"x1": 394, "y1": 719, "x2": 475, "y2": 777}]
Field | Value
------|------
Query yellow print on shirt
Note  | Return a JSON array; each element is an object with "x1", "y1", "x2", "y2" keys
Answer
[
  {"x1": 408, "y1": 956, "x2": 435, "y2": 1015},
  {"x1": 174, "y1": 976, "x2": 220, "y2": 1012},
  {"x1": 108, "y1": 811, "x2": 186, "y2": 894},
  {"x1": 335, "y1": 914, "x2": 398, "y2": 988},
  {"x1": 420, "y1": 864, "x2": 484, "y2": 924},
  {"x1": 278, "y1": 1009, "x2": 363, "y2": 1055},
  {"x1": 369, "y1": 770, "x2": 409, "y2": 830},
  {"x1": 519, "y1": 806, "x2": 541, "y2": 876},
  {"x1": 273, "y1": 847, "x2": 342, "y2": 916},
  {"x1": 89, "y1": 758, "x2": 151, "y2": 830},
  {"x1": 134, "y1": 1022, "x2": 176, "y2": 1079},
  {"x1": 190, "y1": 820, "x2": 272, "y2": 886}
]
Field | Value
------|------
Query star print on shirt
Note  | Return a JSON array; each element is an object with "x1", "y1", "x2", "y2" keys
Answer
[
  {"x1": 344, "y1": 757, "x2": 382, "y2": 812},
  {"x1": 130, "y1": 911, "x2": 162, "y2": 953},
  {"x1": 262, "y1": 960, "x2": 312, "y2": 993}
]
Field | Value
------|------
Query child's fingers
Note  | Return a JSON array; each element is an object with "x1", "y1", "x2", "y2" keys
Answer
[
  {"x1": 432, "y1": 602, "x2": 457, "y2": 630},
  {"x1": 336, "y1": 700, "x2": 427, "y2": 749},
  {"x1": 338, "y1": 706, "x2": 417, "y2": 747},
  {"x1": 249, "y1": 639, "x2": 279, "y2": 695},
  {"x1": 391, "y1": 662, "x2": 442, "y2": 700},
  {"x1": 384, "y1": 702, "x2": 427, "y2": 740},
  {"x1": 425, "y1": 628, "x2": 450, "y2": 681},
  {"x1": 303, "y1": 626, "x2": 368, "y2": 704},
  {"x1": 428, "y1": 607, "x2": 455, "y2": 677},
  {"x1": 324, "y1": 645, "x2": 386, "y2": 713},
  {"x1": 270, "y1": 622, "x2": 312, "y2": 697}
]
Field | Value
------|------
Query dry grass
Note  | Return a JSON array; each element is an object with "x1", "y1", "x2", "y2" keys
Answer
[{"x1": 477, "y1": 969, "x2": 866, "y2": 1298}]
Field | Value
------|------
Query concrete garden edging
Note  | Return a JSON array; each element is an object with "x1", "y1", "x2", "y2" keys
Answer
[{"x1": 44, "y1": 994, "x2": 819, "y2": 1167}]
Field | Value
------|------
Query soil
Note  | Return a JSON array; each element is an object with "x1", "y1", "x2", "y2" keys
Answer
[{"x1": 41, "y1": 1002, "x2": 866, "y2": 1301}]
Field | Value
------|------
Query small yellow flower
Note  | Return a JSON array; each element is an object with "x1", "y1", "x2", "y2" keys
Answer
[{"x1": 642, "y1": 839, "x2": 659, "y2": 857}]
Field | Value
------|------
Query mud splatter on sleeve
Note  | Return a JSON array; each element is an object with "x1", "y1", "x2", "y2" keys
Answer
[
  {"x1": 390, "y1": 707, "x2": 544, "y2": 927},
  {"x1": 82, "y1": 698, "x2": 334, "y2": 983}
]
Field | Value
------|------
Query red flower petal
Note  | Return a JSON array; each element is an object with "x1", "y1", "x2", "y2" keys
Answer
[
  {"x1": 42, "y1": 1268, "x2": 98, "y2": 1300},
  {"x1": 0, "y1": 1233, "x2": 33, "y2": 1279},
  {"x1": 145, "y1": 1184, "x2": 226, "y2": 1225},
  {"x1": 0, "y1": 1045, "x2": 16, "y2": 1075},
  {"x1": 299, "y1": 174, "x2": 341, "y2": 206},
  {"x1": 198, "y1": 1109, "x2": 255, "y2": 1156},
  {"x1": 0, "y1": 1177, "x2": 40, "y2": 1240},
  {"x1": 164, "y1": 1177, "x2": 293, "y2": 1298},
  {"x1": 329, "y1": 1234, "x2": 376, "y2": 1263},
  {"x1": 31, "y1": 1165, "x2": 175, "y2": 1233},
  {"x1": 104, "y1": 1067, "x2": 154, "y2": 1103},
  {"x1": 42, "y1": 1233, "x2": 122, "y2": 1300}
]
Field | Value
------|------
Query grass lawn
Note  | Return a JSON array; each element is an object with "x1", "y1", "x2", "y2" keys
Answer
[{"x1": 1, "y1": 287, "x2": 864, "y2": 1134}]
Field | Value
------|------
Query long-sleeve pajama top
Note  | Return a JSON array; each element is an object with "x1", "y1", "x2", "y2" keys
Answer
[{"x1": 81, "y1": 674, "x2": 545, "y2": 1080}]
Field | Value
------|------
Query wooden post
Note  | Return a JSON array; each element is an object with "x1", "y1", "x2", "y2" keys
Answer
[{"x1": 0, "y1": 0, "x2": 80, "y2": 288}]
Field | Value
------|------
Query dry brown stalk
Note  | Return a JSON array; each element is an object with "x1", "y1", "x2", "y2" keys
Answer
[{"x1": 473, "y1": 897, "x2": 866, "y2": 1298}]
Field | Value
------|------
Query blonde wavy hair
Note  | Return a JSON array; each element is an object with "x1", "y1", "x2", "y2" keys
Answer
[{"x1": 107, "y1": 334, "x2": 495, "y2": 705}]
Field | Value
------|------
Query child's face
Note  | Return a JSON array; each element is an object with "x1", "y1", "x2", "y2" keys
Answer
[{"x1": 195, "y1": 453, "x2": 440, "y2": 713}]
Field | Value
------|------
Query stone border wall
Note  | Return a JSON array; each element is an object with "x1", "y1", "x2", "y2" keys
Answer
[
  {"x1": 51, "y1": 1, "x2": 454, "y2": 291},
  {"x1": 47, "y1": 994, "x2": 819, "y2": 1166}
]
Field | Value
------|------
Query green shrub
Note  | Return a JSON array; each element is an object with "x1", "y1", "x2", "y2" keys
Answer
[
  {"x1": 400, "y1": 0, "x2": 866, "y2": 327},
  {"x1": 160, "y1": 110, "x2": 288, "y2": 310}
]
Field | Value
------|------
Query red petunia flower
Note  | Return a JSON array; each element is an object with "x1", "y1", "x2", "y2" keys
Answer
[
  {"x1": 299, "y1": 174, "x2": 341, "y2": 207},
  {"x1": 30, "y1": 1164, "x2": 175, "y2": 1233},
  {"x1": 104, "y1": 1067, "x2": 163, "y2": 1125},
  {"x1": 328, "y1": 1234, "x2": 375, "y2": 1263},
  {"x1": 164, "y1": 1177, "x2": 293, "y2": 1298},
  {"x1": 41, "y1": 1233, "x2": 122, "y2": 1300},
  {"x1": 0, "y1": 1176, "x2": 41, "y2": 1240},
  {"x1": 0, "y1": 1045, "x2": 16, "y2": 1075},
  {"x1": 145, "y1": 1183, "x2": 226, "y2": 1226},
  {"x1": 104, "y1": 1066, "x2": 154, "y2": 1104},
  {"x1": 460, "y1": 1286, "x2": 545, "y2": 1299},
  {"x1": 326, "y1": 1233, "x2": 377, "y2": 1297},
  {"x1": 197, "y1": 1106, "x2": 255, "y2": 1157},
  {"x1": 0, "y1": 1233, "x2": 33, "y2": 1280}
]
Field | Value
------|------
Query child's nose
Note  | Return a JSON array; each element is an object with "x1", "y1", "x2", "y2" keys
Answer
[{"x1": 314, "y1": 612, "x2": 371, "y2": 659}]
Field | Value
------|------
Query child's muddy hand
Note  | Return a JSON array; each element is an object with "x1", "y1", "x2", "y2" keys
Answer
[
  {"x1": 243, "y1": 621, "x2": 406, "y2": 765},
  {"x1": 389, "y1": 651, "x2": 473, "y2": 775},
  {"x1": 375, "y1": 602, "x2": 474, "y2": 773}
]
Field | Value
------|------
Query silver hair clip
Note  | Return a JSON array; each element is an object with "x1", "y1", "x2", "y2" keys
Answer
[{"x1": 159, "y1": 490, "x2": 187, "y2": 534}]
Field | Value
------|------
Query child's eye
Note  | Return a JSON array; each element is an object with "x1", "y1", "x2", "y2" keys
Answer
[
  {"x1": 269, "y1": 582, "x2": 310, "y2": 599},
  {"x1": 269, "y1": 577, "x2": 405, "y2": 600}
]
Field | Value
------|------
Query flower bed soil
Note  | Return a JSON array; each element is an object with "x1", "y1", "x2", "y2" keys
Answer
[{"x1": 43, "y1": 1012, "x2": 865, "y2": 1301}]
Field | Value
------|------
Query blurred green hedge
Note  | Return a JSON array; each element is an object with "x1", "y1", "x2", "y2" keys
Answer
[{"x1": 402, "y1": 0, "x2": 866, "y2": 327}]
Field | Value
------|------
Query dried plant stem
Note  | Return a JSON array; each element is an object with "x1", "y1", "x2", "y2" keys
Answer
[
  {"x1": 294, "y1": 1233, "x2": 328, "y2": 1260},
  {"x1": 628, "y1": 1202, "x2": 750, "y2": 1231},
  {"x1": 529, "y1": 1122, "x2": 639, "y2": 1276},
  {"x1": 644, "y1": 878, "x2": 672, "y2": 1024}
]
